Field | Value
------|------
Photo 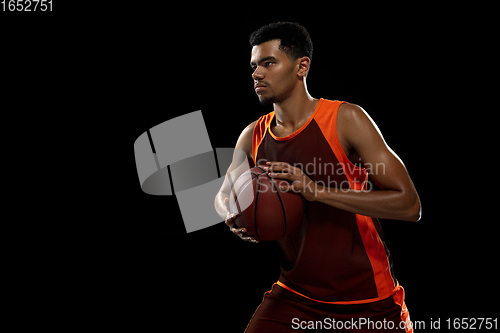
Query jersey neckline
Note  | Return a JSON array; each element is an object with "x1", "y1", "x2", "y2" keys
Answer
[{"x1": 268, "y1": 98, "x2": 324, "y2": 141}]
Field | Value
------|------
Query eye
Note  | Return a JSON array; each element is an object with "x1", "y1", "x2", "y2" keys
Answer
[{"x1": 264, "y1": 61, "x2": 274, "y2": 67}]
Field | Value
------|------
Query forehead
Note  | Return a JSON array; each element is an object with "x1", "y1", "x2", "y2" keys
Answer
[{"x1": 250, "y1": 40, "x2": 286, "y2": 64}]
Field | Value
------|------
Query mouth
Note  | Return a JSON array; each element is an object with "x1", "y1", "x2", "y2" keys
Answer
[{"x1": 254, "y1": 83, "x2": 267, "y2": 93}]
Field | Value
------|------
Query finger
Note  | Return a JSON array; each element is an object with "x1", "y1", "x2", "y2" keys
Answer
[
  {"x1": 266, "y1": 161, "x2": 288, "y2": 171},
  {"x1": 231, "y1": 228, "x2": 247, "y2": 240},
  {"x1": 242, "y1": 236, "x2": 259, "y2": 243},
  {"x1": 225, "y1": 213, "x2": 239, "y2": 228},
  {"x1": 267, "y1": 161, "x2": 287, "y2": 166},
  {"x1": 267, "y1": 162, "x2": 298, "y2": 175},
  {"x1": 229, "y1": 226, "x2": 259, "y2": 243},
  {"x1": 267, "y1": 171, "x2": 292, "y2": 180},
  {"x1": 268, "y1": 166, "x2": 291, "y2": 174},
  {"x1": 230, "y1": 226, "x2": 247, "y2": 235},
  {"x1": 239, "y1": 231, "x2": 259, "y2": 243}
]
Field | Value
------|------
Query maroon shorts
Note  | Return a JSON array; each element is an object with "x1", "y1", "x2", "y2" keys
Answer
[{"x1": 245, "y1": 284, "x2": 413, "y2": 332}]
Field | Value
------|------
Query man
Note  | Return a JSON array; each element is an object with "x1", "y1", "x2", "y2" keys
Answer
[{"x1": 215, "y1": 22, "x2": 420, "y2": 332}]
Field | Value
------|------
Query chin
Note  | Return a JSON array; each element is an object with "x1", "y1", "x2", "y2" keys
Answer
[{"x1": 258, "y1": 94, "x2": 276, "y2": 106}]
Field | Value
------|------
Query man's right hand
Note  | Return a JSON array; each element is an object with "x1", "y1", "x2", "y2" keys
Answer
[{"x1": 224, "y1": 198, "x2": 259, "y2": 243}]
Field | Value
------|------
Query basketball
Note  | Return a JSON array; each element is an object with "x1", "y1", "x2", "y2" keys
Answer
[{"x1": 229, "y1": 166, "x2": 306, "y2": 241}]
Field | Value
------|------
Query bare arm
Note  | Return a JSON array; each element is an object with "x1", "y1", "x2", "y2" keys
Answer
[
  {"x1": 267, "y1": 104, "x2": 421, "y2": 222},
  {"x1": 214, "y1": 121, "x2": 260, "y2": 242}
]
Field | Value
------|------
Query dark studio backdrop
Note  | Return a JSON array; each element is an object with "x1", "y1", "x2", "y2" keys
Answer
[
  {"x1": 119, "y1": 8, "x2": 496, "y2": 332},
  {"x1": 2, "y1": 3, "x2": 495, "y2": 331}
]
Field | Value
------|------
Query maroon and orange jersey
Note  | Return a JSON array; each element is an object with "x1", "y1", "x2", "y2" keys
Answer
[{"x1": 252, "y1": 98, "x2": 402, "y2": 304}]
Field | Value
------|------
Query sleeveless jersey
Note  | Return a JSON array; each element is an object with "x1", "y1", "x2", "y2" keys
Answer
[{"x1": 252, "y1": 98, "x2": 399, "y2": 303}]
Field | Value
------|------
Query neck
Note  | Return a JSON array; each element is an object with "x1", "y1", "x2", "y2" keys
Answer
[{"x1": 273, "y1": 82, "x2": 318, "y2": 130}]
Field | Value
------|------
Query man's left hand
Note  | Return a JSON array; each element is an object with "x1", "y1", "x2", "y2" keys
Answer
[{"x1": 264, "y1": 161, "x2": 320, "y2": 201}]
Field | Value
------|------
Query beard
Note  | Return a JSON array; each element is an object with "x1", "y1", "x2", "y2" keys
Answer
[{"x1": 258, "y1": 94, "x2": 276, "y2": 106}]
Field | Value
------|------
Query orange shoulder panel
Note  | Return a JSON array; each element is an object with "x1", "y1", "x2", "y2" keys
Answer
[
  {"x1": 313, "y1": 100, "x2": 346, "y2": 164},
  {"x1": 252, "y1": 111, "x2": 275, "y2": 165},
  {"x1": 314, "y1": 100, "x2": 368, "y2": 191}
]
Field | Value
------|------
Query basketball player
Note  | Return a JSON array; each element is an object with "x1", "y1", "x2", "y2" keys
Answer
[{"x1": 214, "y1": 22, "x2": 421, "y2": 332}]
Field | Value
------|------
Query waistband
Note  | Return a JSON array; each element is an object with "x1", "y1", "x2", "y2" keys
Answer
[{"x1": 274, "y1": 280, "x2": 401, "y2": 305}]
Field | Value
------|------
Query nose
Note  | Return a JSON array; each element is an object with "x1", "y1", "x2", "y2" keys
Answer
[{"x1": 252, "y1": 66, "x2": 264, "y2": 81}]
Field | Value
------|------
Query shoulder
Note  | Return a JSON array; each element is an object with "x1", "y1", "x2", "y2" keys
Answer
[
  {"x1": 235, "y1": 120, "x2": 258, "y2": 157},
  {"x1": 317, "y1": 99, "x2": 368, "y2": 126},
  {"x1": 338, "y1": 102, "x2": 369, "y2": 123},
  {"x1": 337, "y1": 102, "x2": 385, "y2": 148},
  {"x1": 240, "y1": 120, "x2": 258, "y2": 139},
  {"x1": 338, "y1": 102, "x2": 379, "y2": 131}
]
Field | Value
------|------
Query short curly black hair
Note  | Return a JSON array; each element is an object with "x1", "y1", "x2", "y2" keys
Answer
[{"x1": 249, "y1": 22, "x2": 313, "y2": 61}]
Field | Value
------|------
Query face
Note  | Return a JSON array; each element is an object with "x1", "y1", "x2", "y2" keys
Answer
[{"x1": 250, "y1": 40, "x2": 297, "y2": 105}]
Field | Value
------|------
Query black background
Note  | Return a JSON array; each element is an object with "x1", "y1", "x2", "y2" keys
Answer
[{"x1": 3, "y1": 2, "x2": 496, "y2": 331}]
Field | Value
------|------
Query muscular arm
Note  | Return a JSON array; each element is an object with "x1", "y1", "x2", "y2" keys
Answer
[
  {"x1": 214, "y1": 121, "x2": 255, "y2": 217},
  {"x1": 268, "y1": 104, "x2": 421, "y2": 222},
  {"x1": 214, "y1": 121, "x2": 260, "y2": 242}
]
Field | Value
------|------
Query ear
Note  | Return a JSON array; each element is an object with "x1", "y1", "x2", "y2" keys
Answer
[{"x1": 297, "y1": 56, "x2": 311, "y2": 78}]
